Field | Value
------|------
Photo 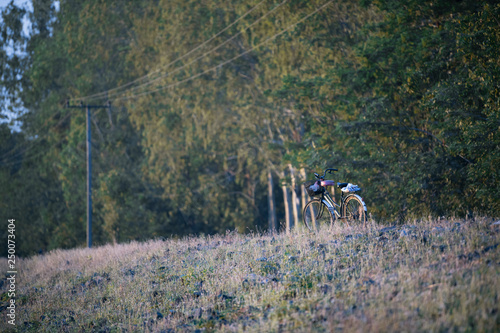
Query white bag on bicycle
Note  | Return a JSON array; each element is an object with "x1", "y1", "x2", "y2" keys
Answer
[{"x1": 341, "y1": 183, "x2": 361, "y2": 193}]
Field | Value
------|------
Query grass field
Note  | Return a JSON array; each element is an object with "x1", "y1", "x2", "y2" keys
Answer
[{"x1": 1, "y1": 217, "x2": 499, "y2": 332}]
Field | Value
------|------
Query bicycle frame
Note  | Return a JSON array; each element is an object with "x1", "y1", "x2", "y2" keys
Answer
[
  {"x1": 306, "y1": 168, "x2": 367, "y2": 222},
  {"x1": 317, "y1": 184, "x2": 367, "y2": 219},
  {"x1": 319, "y1": 188, "x2": 341, "y2": 218}
]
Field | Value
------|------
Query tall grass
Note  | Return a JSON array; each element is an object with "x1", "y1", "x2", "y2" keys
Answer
[{"x1": 1, "y1": 217, "x2": 499, "y2": 332}]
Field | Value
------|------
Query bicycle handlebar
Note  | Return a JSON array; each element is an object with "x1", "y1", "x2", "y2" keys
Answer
[{"x1": 314, "y1": 168, "x2": 338, "y2": 180}]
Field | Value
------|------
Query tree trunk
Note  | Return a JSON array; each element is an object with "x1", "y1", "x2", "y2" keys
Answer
[
  {"x1": 300, "y1": 167, "x2": 307, "y2": 211},
  {"x1": 267, "y1": 168, "x2": 277, "y2": 232},
  {"x1": 280, "y1": 170, "x2": 292, "y2": 234},
  {"x1": 289, "y1": 164, "x2": 299, "y2": 230}
]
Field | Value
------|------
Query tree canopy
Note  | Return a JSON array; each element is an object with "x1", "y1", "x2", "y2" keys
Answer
[{"x1": 1, "y1": 0, "x2": 498, "y2": 256}]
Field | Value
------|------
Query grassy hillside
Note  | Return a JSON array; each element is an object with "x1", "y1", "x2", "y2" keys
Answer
[{"x1": 1, "y1": 217, "x2": 499, "y2": 332}]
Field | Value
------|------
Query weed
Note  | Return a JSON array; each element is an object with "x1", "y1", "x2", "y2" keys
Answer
[{"x1": 0, "y1": 217, "x2": 498, "y2": 332}]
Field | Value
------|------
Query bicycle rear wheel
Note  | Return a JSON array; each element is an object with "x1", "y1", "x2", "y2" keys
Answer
[
  {"x1": 303, "y1": 199, "x2": 334, "y2": 232},
  {"x1": 343, "y1": 195, "x2": 366, "y2": 226}
]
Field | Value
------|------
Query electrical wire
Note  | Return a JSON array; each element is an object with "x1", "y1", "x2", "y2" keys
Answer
[
  {"x1": 0, "y1": 100, "x2": 103, "y2": 165},
  {"x1": 115, "y1": 0, "x2": 333, "y2": 101},
  {"x1": 0, "y1": 107, "x2": 81, "y2": 164},
  {"x1": 0, "y1": 132, "x2": 73, "y2": 167},
  {"x1": 101, "y1": 0, "x2": 288, "y2": 102},
  {"x1": 2, "y1": 1, "x2": 333, "y2": 165},
  {"x1": 0, "y1": 106, "x2": 108, "y2": 167},
  {"x1": 70, "y1": 0, "x2": 268, "y2": 103}
]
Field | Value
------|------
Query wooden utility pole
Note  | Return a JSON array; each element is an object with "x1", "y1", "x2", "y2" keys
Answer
[{"x1": 66, "y1": 101, "x2": 111, "y2": 248}]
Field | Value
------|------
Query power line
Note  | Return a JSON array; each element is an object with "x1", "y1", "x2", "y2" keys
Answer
[
  {"x1": 116, "y1": 0, "x2": 334, "y2": 101},
  {"x1": 0, "y1": 100, "x2": 107, "y2": 166},
  {"x1": 2, "y1": 1, "x2": 333, "y2": 165},
  {"x1": 0, "y1": 109, "x2": 85, "y2": 167},
  {"x1": 0, "y1": 134, "x2": 70, "y2": 167},
  {"x1": 0, "y1": 107, "x2": 80, "y2": 164},
  {"x1": 71, "y1": 0, "x2": 268, "y2": 103},
  {"x1": 102, "y1": 0, "x2": 288, "y2": 102}
]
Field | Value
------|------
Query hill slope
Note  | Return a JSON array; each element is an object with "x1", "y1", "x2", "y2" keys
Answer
[{"x1": 1, "y1": 217, "x2": 499, "y2": 332}]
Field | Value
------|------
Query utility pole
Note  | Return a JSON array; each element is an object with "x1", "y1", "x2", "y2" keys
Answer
[{"x1": 66, "y1": 101, "x2": 111, "y2": 248}]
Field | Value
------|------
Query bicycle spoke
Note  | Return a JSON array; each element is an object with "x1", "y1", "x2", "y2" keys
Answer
[
  {"x1": 343, "y1": 196, "x2": 366, "y2": 225},
  {"x1": 303, "y1": 200, "x2": 334, "y2": 232}
]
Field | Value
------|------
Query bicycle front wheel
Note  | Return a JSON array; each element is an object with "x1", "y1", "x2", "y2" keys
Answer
[
  {"x1": 343, "y1": 195, "x2": 366, "y2": 226},
  {"x1": 302, "y1": 199, "x2": 334, "y2": 232}
]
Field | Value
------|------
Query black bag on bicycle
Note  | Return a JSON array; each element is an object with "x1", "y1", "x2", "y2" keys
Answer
[{"x1": 304, "y1": 180, "x2": 323, "y2": 197}]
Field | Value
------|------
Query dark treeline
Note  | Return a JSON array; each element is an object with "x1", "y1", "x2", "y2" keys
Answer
[{"x1": 1, "y1": 0, "x2": 498, "y2": 256}]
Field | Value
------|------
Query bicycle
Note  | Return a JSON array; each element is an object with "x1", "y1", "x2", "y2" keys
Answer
[{"x1": 302, "y1": 168, "x2": 367, "y2": 231}]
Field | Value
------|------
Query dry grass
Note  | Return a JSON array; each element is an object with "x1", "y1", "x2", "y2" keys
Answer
[{"x1": 1, "y1": 217, "x2": 499, "y2": 332}]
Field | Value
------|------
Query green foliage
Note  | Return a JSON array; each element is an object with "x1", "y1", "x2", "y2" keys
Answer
[
  {"x1": 0, "y1": 0, "x2": 498, "y2": 255},
  {"x1": 276, "y1": 0, "x2": 500, "y2": 220}
]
